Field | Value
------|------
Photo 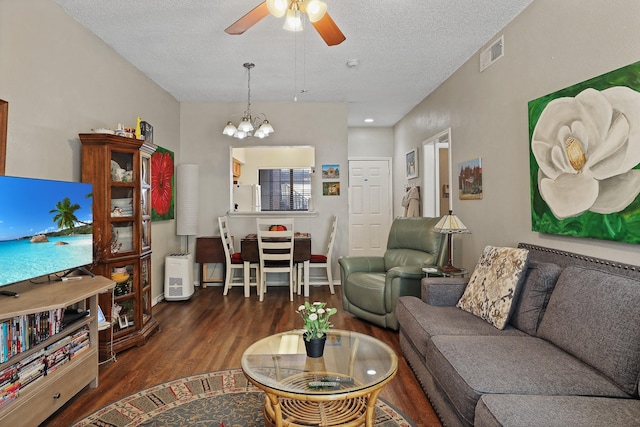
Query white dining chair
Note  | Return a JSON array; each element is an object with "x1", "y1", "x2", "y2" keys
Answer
[
  {"x1": 218, "y1": 216, "x2": 259, "y2": 297},
  {"x1": 297, "y1": 215, "x2": 338, "y2": 294},
  {"x1": 256, "y1": 218, "x2": 295, "y2": 302}
]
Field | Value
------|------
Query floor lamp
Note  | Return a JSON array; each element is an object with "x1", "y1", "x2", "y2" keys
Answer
[
  {"x1": 433, "y1": 210, "x2": 470, "y2": 273},
  {"x1": 176, "y1": 164, "x2": 199, "y2": 251}
]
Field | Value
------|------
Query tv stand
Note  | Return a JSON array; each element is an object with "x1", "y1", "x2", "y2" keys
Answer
[
  {"x1": 61, "y1": 266, "x2": 96, "y2": 278},
  {"x1": 0, "y1": 276, "x2": 114, "y2": 426}
]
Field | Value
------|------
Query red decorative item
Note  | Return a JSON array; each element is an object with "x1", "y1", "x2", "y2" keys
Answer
[{"x1": 151, "y1": 150, "x2": 174, "y2": 216}]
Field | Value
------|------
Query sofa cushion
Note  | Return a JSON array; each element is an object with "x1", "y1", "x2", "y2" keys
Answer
[
  {"x1": 509, "y1": 261, "x2": 562, "y2": 335},
  {"x1": 475, "y1": 394, "x2": 640, "y2": 427},
  {"x1": 397, "y1": 296, "x2": 527, "y2": 358},
  {"x1": 538, "y1": 266, "x2": 640, "y2": 396},
  {"x1": 342, "y1": 272, "x2": 387, "y2": 315},
  {"x1": 457, "y1": 246, "x2": 529, "y2": 329},
  {"x1": 426, "y1": 335, "x2": 629, "y2": 426}
]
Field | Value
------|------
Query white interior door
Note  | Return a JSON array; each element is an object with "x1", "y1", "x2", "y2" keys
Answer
[{"x1": 348, "y1": 159, "x2": 392, "y2": 256}]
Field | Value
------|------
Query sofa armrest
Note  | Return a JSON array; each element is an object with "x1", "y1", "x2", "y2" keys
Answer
[
  {"x1": 421, "y1": 277, "x2": 469, "y2": 306},
  {"x1": 338, "y1": 256, "x2": 386, "y2": 276}
]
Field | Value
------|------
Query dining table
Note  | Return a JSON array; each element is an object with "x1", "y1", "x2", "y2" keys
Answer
[{"x1": 241, "y1": 234, "x2": 312, "y2": 297}]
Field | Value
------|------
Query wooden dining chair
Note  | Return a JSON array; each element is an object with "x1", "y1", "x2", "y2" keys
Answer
[
  {"x1": 218, "y1": 216, "x2": 259, "y2": 297},
  {"x1": 256, "y1": 218, "x2": 295, "y2": 302},
  {"x1": 297, "y1": 215, "x2": 338, "y2": 294}
]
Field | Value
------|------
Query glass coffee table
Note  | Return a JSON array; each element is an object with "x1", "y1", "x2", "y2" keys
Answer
[{"x1": 241, "y1": 329, "x2": 398, "y2": 427}]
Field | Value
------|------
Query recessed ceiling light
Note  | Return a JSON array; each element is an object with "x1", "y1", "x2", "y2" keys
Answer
[{"x1": 364, "y1": 118, "x2": 374, "y2": 123}]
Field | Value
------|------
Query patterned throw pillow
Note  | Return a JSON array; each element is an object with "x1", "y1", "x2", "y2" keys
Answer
[{"x1": 456, "y1": 246, "x2": 530, "y2": 329}]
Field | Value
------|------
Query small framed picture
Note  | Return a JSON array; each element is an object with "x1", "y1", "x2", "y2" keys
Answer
[
  {"x1": 458, "y1": 157, "x2": 483, "y2": 200},
  {"x1": 321, "y1": 164, "x2": 340, "y2": 179},
  {"x1": 323, "y1": 182, "x2": 340, "y2": 196},
  {"x1": 406, "y1": 148, "x2": 418, "y2": 179},
  {"x1": 118, "y1": 315, "x2": 129, "y2": 329}
]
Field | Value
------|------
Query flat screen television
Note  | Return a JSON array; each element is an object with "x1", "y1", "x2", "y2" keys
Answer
[{"x1": 0, "y1": 175, "x2": 93, "y2": 287}]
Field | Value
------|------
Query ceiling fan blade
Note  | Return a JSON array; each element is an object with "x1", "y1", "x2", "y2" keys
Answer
[
  {"x1": 225, "y1": 2, "x2": 270, "y2": 35},
  {"x1": 311, "y1": 12, "x2": 346, "y2": 46}
]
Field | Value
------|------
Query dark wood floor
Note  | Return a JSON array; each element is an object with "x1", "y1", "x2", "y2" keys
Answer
[{"x1": 41, "y1": 284, "x2": 442, "y2": 426}]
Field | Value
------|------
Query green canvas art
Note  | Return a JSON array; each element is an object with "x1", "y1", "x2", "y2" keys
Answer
[{"x1": 528, "y1": 61, "x2": 640, "y2": 244}]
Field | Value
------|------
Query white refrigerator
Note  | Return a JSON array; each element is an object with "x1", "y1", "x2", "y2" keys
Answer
[{"x1": 233, "y1": 184, "x2": 261, "y2": 212}]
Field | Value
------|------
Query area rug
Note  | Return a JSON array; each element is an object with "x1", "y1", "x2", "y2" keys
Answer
[{"x1": 72, "y1": 368, "x2": 415, "y2": 426}]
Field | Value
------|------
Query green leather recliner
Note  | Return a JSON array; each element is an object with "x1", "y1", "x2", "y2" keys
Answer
[{"x1": 339, "y1": 217, "x2": 447, "y2": 330}]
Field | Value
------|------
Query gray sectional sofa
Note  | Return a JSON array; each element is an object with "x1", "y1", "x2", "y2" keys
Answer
[{"x1": 396, "y1": 243, "x2": 640, "y2": 427}]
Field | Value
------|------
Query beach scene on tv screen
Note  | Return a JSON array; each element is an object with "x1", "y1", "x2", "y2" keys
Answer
[{"x1": 0, "y1": 176, "x2": 93, "y2": 286}]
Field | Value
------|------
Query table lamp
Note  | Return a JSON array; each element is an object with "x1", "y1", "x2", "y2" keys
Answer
[{"x1": 433, "y1": 210, "x2": 470, "y2": 273}]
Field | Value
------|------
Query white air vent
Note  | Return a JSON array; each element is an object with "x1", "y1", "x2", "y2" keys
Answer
[{"x1": 480, "y1": 35, "x2": 504, "y2": 72}]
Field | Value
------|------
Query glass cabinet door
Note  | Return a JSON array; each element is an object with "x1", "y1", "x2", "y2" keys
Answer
[
  {"x1": 141, "y1": 154, "x2": 152, "y2": 252},
  {"x1": 111, "y1": 222, "x2": 134, "y2": 254},
  {"x1": 141, "y1": 255, "x2": 152, "y2": 326},
  {"x1": 110, "y1": 151, "x2": 135, "y2": 183},
  {"x1": 111, "y1": 262, "x2": 135, "y2": 298}
]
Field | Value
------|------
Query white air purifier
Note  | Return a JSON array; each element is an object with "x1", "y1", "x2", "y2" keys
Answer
[{"x1": 164, "y1": 253, "x2": 194, "y2": 301}]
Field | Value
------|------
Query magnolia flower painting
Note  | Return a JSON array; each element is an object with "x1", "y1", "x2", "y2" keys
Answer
[{"x1": 529, "y1": 61, "x2": 640, "y2": 244}]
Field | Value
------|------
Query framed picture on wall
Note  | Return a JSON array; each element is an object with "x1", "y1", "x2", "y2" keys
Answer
[
  {"x1": 458, "y1": 157, "x2": 483, "y2": 200},
  {"x1": 406, "y1": 148, "x2": 418, "y2": 179},
  {"x1": 321, "y1": 164, "x2": 340, "y2": 179}
]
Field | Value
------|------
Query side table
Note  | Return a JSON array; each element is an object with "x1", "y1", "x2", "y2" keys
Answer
[
  {"x1": 195, "y1": 236, "x2": 226, "y2": 288},
  {"x1": 423, "y1": 267, "x2": 468, "y2": 278}
]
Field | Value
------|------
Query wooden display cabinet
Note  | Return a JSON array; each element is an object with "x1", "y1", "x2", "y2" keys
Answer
[{"x1": 79, "y1": 133, "x2": 159, "y2": 359}]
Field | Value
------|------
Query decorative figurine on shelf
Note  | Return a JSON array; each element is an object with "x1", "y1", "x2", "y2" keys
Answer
[{"x1": 135, "y1": 117, "x2": 142, "y2": 140}]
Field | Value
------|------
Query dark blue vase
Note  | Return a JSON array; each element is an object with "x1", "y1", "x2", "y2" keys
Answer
[{"x1": 304, "y1": 334, "x2": 327, "y2": 358}]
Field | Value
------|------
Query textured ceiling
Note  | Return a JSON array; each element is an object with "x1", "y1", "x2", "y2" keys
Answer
[{"x1": 53, "y1": 0, "x2": 534, "y2": 127}]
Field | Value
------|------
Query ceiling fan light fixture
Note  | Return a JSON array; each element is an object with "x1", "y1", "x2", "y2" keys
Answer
[
  {"x1": 266, "y1": 0, "x2": 288, "y2": 17},
  {"x1": 283, "y1": 9, "x2": 303, "y2": 31},
  {"x1": 306, "y1": 0, "x2": 327, "y2": 22}
]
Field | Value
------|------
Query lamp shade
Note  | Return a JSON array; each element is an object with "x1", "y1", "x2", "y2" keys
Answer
[
  {"x1": 176, "y1": 164, "x2": 199, "y2": 236},
  {"x1": 433, "y1": 210, "x2": 470, "y2": 234},
  {"x1": 306, "y1": 0, "x2": 327, "y2": 22},
  {"x1": 283, "y1": 9, "x2": 303, "y2": 31},
  {"x1": 266, "y1": 0, "x2": 287, "y2": 17}
]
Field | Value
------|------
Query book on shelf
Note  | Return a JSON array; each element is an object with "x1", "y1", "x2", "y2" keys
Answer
[{"x1": 0, "y1": 307, "x2": 78, "y2": 364}]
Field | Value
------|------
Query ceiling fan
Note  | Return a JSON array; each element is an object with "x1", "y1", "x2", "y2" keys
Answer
[{"x1": 225, "y1": 0, "x2": 346, "y2": 46}]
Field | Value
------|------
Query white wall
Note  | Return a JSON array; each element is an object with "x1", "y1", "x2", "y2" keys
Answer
[
  {"x1": 179, "y1": 102, "x2": 349, "y2": 278},
  {"x1": 0, "y1": 0, "x2": 181, "y2": 302},
  {"x1": 348, "y1": 127, "x2": 394, "y2": 158},
  {"x1": 394, "y1": 0, "x2": 640, "y2": 268}
]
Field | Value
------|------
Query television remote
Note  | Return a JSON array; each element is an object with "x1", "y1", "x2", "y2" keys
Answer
[
  {"x1": 0, "y1": 290, "x2": 19, "y2": 297},
  {"x1": 321, "y1": 376, "x2": 354, "y2": 383},
  {"x1": 308, "y1": 381, "x2": 339, "y2": 388}
]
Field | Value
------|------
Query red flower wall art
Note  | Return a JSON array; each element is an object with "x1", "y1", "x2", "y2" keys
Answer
[{"x1": 151, "y1": 146, "x2": 175, "y2": 221}]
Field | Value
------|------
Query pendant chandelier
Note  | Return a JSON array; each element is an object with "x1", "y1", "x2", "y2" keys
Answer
[{"x1": 223, "y1": 63, "x2": 275, "y2": 139}]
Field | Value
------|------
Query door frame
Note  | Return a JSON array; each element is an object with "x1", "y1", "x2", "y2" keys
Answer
[{"x1": 422, "y1": 128, "x2": 452, "y2": 217}]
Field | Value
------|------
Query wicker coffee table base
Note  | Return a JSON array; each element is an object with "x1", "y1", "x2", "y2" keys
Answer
[{"x1": 263, "y1": 395, "x2": 369, "y2": 427}]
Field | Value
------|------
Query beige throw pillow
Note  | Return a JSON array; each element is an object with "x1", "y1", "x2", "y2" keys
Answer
[{"x1": 456, "y1": 246, "x2": 529, "y2": 329}]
